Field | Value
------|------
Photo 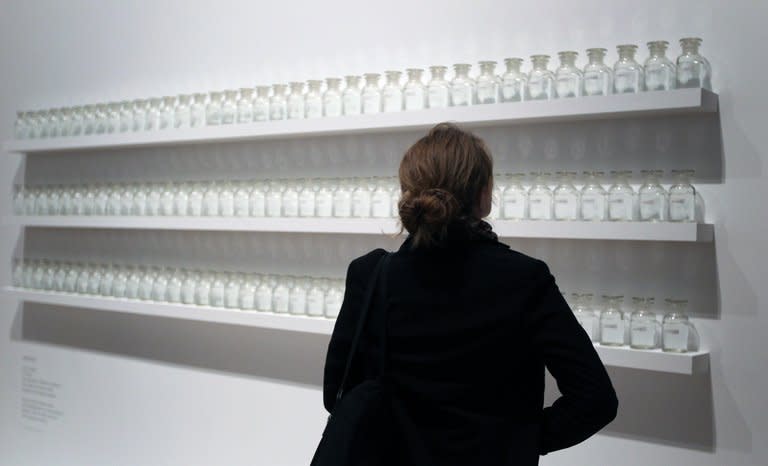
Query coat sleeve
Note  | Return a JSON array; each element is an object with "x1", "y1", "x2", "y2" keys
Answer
[
  {"x1": 322, "y1": 250, "x2": 385, "y2": 413},
  {"x1": 525, "y1": 261, "x2": 619, "y2": 455}
]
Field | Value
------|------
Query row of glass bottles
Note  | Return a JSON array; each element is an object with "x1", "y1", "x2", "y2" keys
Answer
[
  {"x1": 490, "y1": 170, "x2": 696, "y2": 222},
  {"x1": 13, "y1": 177, "x2": 402, "y2": 219},
  {"x1": 12, "y1": 258, "x2": 345, "y2": 318},
  {"x1": 12, "y1": 38, "x2": 711, "y2": 140},
  {"x1": 567, "y1": 292, "x2": 699, "y2": 353}
]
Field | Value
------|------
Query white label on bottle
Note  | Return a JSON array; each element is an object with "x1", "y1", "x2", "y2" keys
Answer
[
  {"x1": 631, "y1": 325, "x2": 655, "y2": 347},
  {"x1": 362, "y1": 94, "x2": 380, "y2": 114},
  {"x1": 403, "y1": 90, "x2": 424, "y2": 111},
  {"x1": 282, "y1": 195, "x2": 298, "y2": 217},
  {"x1": 334, "y1": 195, "x2": 352, "y2": 217},
  {"x1": 352, "y1": 192, "x2": 371, "y2": 217},
  {"x1": 289, "y1": 292, "x2": 307, "y2": 315},
  {"x1": 663, "y1": 324, "x2": 689, "y2": 351},
  {"x1": 253, "y1": 104, "x2": 269, "y2": 122},
  {"x1": 240, "y1": 290, "x2": 255, "y2": 310},
  {"x1": 166, "y1": 283, "x2": 181, "y2": 302},
  {"x1": 203, "y1": 195, "x2": 219, "y2": 216},
  {"x1": 316, "y1": 194, "x2": 333, "y2": 217},
  {"x1": 210, "y1": 285, "x2": 225, "y2": 307},
  {"x1": 428, "y1": 88, "x2": 449, "y2": 109},
  {"x1": 325, "y1": 295, "x2": 342, "y2": 318},
  {"x1": 196, "y1": 286, "x2": 210, "y2": 306},
  {"x1": 669, "y1": 196, "x2": 693, "y2": 221},
  {"x1": 299, "y1": 195, "x2": 315, "y2": 217},
  {"x1": 343, "y1": 95, "x2": 361, "y2": 115},
  {"x1": 305, "y1": 101, "x2": 322, "y2": 119},
  {"x1": 640, "y1": 198, "x2": 661, "y2": 220},
  {"x1": 225, "y1": 286, "x2": 240, "y2": 308},
  {"x1": 234, "y1": 196, "x2": 249, "y2": 217},
  {"x1": 181, "y1": 282, "x2": 196, "y2": 304},
  {"x1": 371, "y1": 194, "x2": 391, "y2": 218},
  {"x1": 273, "y1": 290, "x2": 289, "y2": 313},
  {"x1": 220, "y1": 195, "x2": 234, "y2": 216},
  {"x1": 609, "y1": 198, "x2": 628, "y2": 220},
  {"x1": 601, "y1": 321, "x2": 625, "y2": 345},
  {"x1": 476, "y1": 83, "x2": 497, "y2": 104},
  {"x1": 307, "y1": 292, "x2": 325, "y2": 316},
  {"x1": 256, "y1": 288, "x2": 272, "y2": 311},
  {"x1": 266, "y1": 195, "x2": 282, "y2": 217},
  {"x1": 269, "y1": 103, "x2": 285, "y2": 121},
  {"x1": 451, "y1": 86, "x2": 471, "y2": 106},
  {"x1": 250, "y1": 193, "x2": 266, "y2": 217},
  {"x1": 324, "y1": 98, "x2": 342, "y2": 117}
]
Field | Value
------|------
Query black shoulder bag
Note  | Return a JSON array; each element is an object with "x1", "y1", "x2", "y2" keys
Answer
[{"x1": 311, "y1": 252, "x2": 393, "y2": 466}]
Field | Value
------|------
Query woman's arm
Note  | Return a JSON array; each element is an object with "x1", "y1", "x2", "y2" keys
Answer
[{"x1": 526, "y1": 262, "x2": 619, "y2": 455}]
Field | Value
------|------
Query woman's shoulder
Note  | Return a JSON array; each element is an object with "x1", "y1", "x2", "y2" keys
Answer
[
  {"x1": 347, "y1": 248, "x2": 389, "y2": 275},
  {"x1": 475, "y1": 240, "x2": 551, "y2": 279}
]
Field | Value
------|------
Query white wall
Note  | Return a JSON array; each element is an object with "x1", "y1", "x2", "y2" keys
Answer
[{"x1": 1, "y1": 0, "x2": 767, "y2": 464}]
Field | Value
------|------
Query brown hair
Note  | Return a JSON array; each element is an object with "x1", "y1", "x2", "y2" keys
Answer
[{"x1": 398, "y1": 122, "x2": 493, "y2": 248}]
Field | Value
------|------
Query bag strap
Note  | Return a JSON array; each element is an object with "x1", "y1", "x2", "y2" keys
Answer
[{"x1": 335, "y1": 252, "x2": 392, "y2": 405}]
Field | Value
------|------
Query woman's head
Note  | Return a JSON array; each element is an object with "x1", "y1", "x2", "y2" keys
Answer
[{"x1": 398, "y1": 122, "x2": 494, "y2": 248}]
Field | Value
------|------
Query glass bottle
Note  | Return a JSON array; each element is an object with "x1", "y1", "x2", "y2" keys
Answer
[
  {"x1": 174, "y1": 182, "x2": 190, "y2": 216},
  {"x1": 239, "y1": 273, "x2": 258, "y2": 310},
  {"x1": 573, "y1": 293, "x2": 600, "y2": 342},
  {"x1": 225, "y1": 273, "x2": 242, "y2": 309},
  {"x1": 266, "y1": 180, "x2": 283, "y2": 217},
  {"x1": 233, "y1": 181, "x2": 251, "y2": 217},
  {"x1": 287, "y1": 82, "x2": 305, "y2": 120},
  {"x1": 381, "y1": 71, "x2": 403, "y2": 112},
  {"x1": 403, "y1": 68, "x2": 426, "y2": 111},
  {"x1": 256, "y1": 275, "x2": 275, "y2": 312},
  {"x1": 645, "y1": 41, "x2": 677, "y2": 91},
  {"x1": 489, "y1": 173, "x2": 504, "y2": 219},
  {"x1": 219, "y1": 181, "x2": 235, "y2": 217},
  {"x1": 194, "y1": 271, "x2": 213, "y2": 306},
  {"x1": 237, "y1": 88, "x2": 254, "y2": 123},
  {"x1": 676, "y1": 37, "x2": 712, "y2": 90},
  {"x1": 553, "y1": 172, "x2": 580, "y2": 221},
  {"x1": 583, "y1": 48, "x2": 613, "y2": 97},
  {"x1": 333, "y1": 178, "x2": 353, "y2": 217},
  {"x1": 289, "y1": 276, "x2": 309, "y2": 315},
  {"x1": 249, "y1": 180, "x2": 267, "y2": 217},
  {"x1": 175, "y1": 94, "x2": 194, "y2": 130},
  {"x1": 608, "y1": 170, "x2": 635, "y2": 221},
  {"x1": 630, "y1": 297, "x2": 659, "y2": 349},
  {"x1": 202, "y1": 182, "x2": 220, "y2": 216},
  {"x1": 48, "y1": 108, "x2": 62, "y2": 138},
  {"x1": 555, "y1": 51, "x2": 583, "y2": 98},
  {"x1": 106, "y1": 184, "x2": 124, "y2": 216},
  {"x1": 186, "y1": 182, "x2": 204, "y2": 216},
  {"x1": 324, "y1": 279, "x2": 344, "y2": 318},
  {"x1": 253, "y1": 86, "x2": 271, "y2": 122},
  {"x1": 165, "y1": 268, "x2": 184, "y2": 303},
  {"x1": 138, "y1": 266, "x2": 158, "y2": 300},
  {"x1": 151, "y1": 267, "x2": 170, "y2": 302},
  {"x1": 58, "y1": 107, "x2": 72, "y2": 137},
  {"x1": 501, "y1": 58, "x2": 527, "y2": 103},
  {"x1": 272, "y1": 276, "x2": 293, "y2": 314},
  {"x1": 12, "y1": 185, "x2": 25, "y2": 215},
  {"x1": 159, "y1": 182, "x2": 176, "y2": 216},
  {"x1": 501, "y1": 173, "x2": 527, "y2": 220},
  {"x1": 209, "y1": 272, "x2": 227, "y2": 307},
  {"x1": 305, "y1": 80, "x2": 324, "y2": 118},
  {"x1": 476, "y1": 61, "x2": 500, "y2": 104},
  {"x1": 206, "y1": 91, "x2": 223, "y2": 125},
  {"x1": 352, "y1": 177, "x2": 373, "y2": 218},
  {"x1": 371, "y1": 177, "x2": 392, "y2": 218},
  {"x1": 528, "y1": 172, "x2": 553, "y2": 220},
  {"x1": 270, "y1": 84, "x2": 288, "y2": 120},
  {"x1": 614, "y1": 44, "x2": 645, "y2": 94},
  {"x1": 663, "y1": 299, "x2": 698, "y2": 353},
  {"x1": 580, "y1": 171, "x2": 607, "y2": 221},
  {"x1": 668, "y1": 169, "x2": 696, "y2": 222},
  {"x1": 14, "y1": 111, "x2": 28, "y2": 139},
  {"x1": 33, "y1": 186, "x2": 48, "y2": 215},
  {"x1": 600, "y1": 295, "x2": 626, "y2": 346},
  {"x1": 527, "y1": 55, "x2": 555, "y2": 101},
  {"x1": 450, "y1": 64, "x2": 475, "y2": 106},
  {"x1": 94, "y1": 104, "x2": 109, "y2": 134},
  {"x1": 159, "y1": 96, "x2": 176, "y2": 130},
  {"x1": 315, "y1": 179, "x2": 334, "y2": 217},
  {"x1": 343, "y1": 76, "x2": 362, "y2": 116},
  {"x1": 282, "y1": 180, "x2": 300, "y2": 217},
  {"x1": 190, "y1": 93, "x2": 207, "y2": 128},
  {"x1": 181, "y1": 270, "x2": 199, "y2": 305},
  {"x1": 70, "y1": 106, "x2": 85, "y2": 136},
  {"x1": 427, "y1": 66, "x2": 450, "y2": 109},
  {"x1": 82, "y1": 105, "x2": 97, "y2": 135},
  {"x1": 323, "y1": 78, "x2": 343, "y2": 117},
  {"x1": 306, "y1": 278, "x2": 327, "y2": 317},
  {"x1": 362, "y1": 73, "x2": 382, "y2": 114},
  {"x1": 104, "y1": 103, "x2": 119, "y2": 134},
  {"x1": 131, "y1": 99, "x2": 148, "y2": 132},
  {"x1": 639, "y1": 170, "x2": 667, "y2": 222},
  {"x1": 390, "y1": 177, "x2": 400, "y2": 218},
  {"x1": 221, "y1": 89, "x2": 238, "y2": 124},
  {"x1": 298, "y1": 178, "x2": 317, "y2": 217}
]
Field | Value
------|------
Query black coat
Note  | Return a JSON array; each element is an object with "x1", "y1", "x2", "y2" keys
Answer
[{"x1": 323, "y1": 232, "x2": 618, "y2": 466}]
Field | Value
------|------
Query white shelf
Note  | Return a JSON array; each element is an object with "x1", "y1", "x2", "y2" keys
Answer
[
  {"x1": 4, "y1": 287, "x2": 335, "y2": 335},
  {"x1": 4, "y1": 89, "x2": 718, "y2": 154},
  {"x1": 4, "y1": 287, "x2": 709, "y2": 374},
  {"x1": 2, "y1": 216, "x2": 714, "y2": 242}
]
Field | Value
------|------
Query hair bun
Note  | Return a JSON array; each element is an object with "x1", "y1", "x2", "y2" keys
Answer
[{"x1": 399, "y1": 188, "x2": 461, "y2": 240}]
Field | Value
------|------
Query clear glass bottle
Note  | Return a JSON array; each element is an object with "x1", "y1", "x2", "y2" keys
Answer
[
  {"x1": 266, "y1": 180, "x2": 283, "y2": 217},
  {"x1": 233, "y1": 181, "x2": 251, "y2": 217},
  {"x1": 194, "y1": 271, "x2": 213, "y2": 306},
  {"x1": 287, "y1": 82, "x2": 305, "y2": 120},
  {"x1": 639, "y1": 169, "x2": 667, "y2": 222},
  {"x1": 381, "y1": 71, "x2": 403, "y2": 112},
  {"x1": 82, "y1": 105, "x2": 97, "y2": 135},
  {"x1": 501, "y1": 58, "x2": 527, "y2": 103},
  {"x1": 106, "y1": 183, "x2": 124, "y2": 216},
  {"x1": 614, "y1": 44, "x2": 645, "y2": 94},
  {"x1": 668, "y1": 169, "x2": 696, "y2": 222},
  {"x1": 225, "y1": 273, "x2": 242, "y2": 309},
  {"x1": 501, "y1": 173, "x2": 527, "y2": 220},
  {"x1": 49, "y1": 108, "x2": 63, "y2": 137},
  {"x1": 630, "y1": 297, "x2": 659, "y2": 349},
  {"x1": 352, "y1": 177, "x2": 373, "y2": 218},
  {"x1": 237, "y1": 88, "x2": 254, "y2": 123},
  {"x1": 289, "y1": 276, "x2": 309, "y2": 315},
  {"x1": 131, "y1": 99, "x2": 148, "y2": 132},
  {"x1": 403, "y1": 68, "x2": 426, "y2": 111},
  {"x1": 159, "y1": 96, "x2": 176, "y2": 130},
  {"x1": 209, "y1": 272, "x2": 227, "y2": 307},
  {"x1": 206, "y1": 91, "x2": 223, "y2": 125},
  {"x1": 362, "y1": 73, "x2": 383, "y2": 114},
  {"x1": 221, "y1": 89, "x2": 238, "y2": 124},
  {"x1": 323, "y1": 78, "x2": 343, "y2": 117},
  {"x1": 256, "y1": 275, "x2": 275, "y2": 312},
  {"x1": 273, "y1": 276, "x2": 293, "y2": 314},
  {"x1": 298, "y1": 178, "x2": 317, "y2": 217},
  {"x1": 151, "y1": 267, "x2": 170, "y2": 302},
  {"x1": 324, "y1": 279, "x2": 344, "y2": 318},
  {"x1": 489, "y1": 173, "x2": 504, "y2": 219},
  {"x1": 190, "y1": 93, "x2": 207, "y2": 128},
  {"x1": 450, "y1": 64, "x2": 475, "y2": 106},
  {"x1": 527, "y1": 55, "x2": 555, "y2": 101},
  {"x1": 171, "y1": 95, "x2": 189, "y2": 129},
  {"x1": 180, "y1": 269, "x2": 199, "y2": 305},
  {"x1": 270, "y1": 84, "x2": 288, "y2": 120},
  {"x1": 166, "y1": 268, "x2": 184, "y2": 303},
  {"x1": 174, "y1": 181, "x2": 191, "y2": 216},
  {"x1": 14, "y1": 111, "x2": 28, "y2": 139},
  {"x1": 138, "y1": 266, "x2": 157, "y2": 300},
  {"x1": 306, "y1": 278, "x2": 327, "y2": 317},
  {"x1": 476, "y1": 61, "x2": 501, "y2": 104},
  {"x1": 333, "y1": 178, "x2": 353, "y2": 217},
  {"x1": 95, "y1": 104, "x2": 110, "y2": 134},
  {"x1": 600, "y1": 295, "x2": 626, "y2": 346},
  {"x1": 70, "y1": 106, "x2": 85, "y2": 136},
  {"x1": 573, "y1": 293, "x2": 600, "y2": 342},
  {"x1": 528, "y1": 172, "x2": 553, "y2": 220},
  {"x1": 219, "y1": 181, "x2": 235, "y2": 216},
  {"x1": 104, "y1": 103, "x2": 119, "y2": 134},
  {"x1": 554, "y1": 172, "x2": 580, "y2": 221},
  {"x1": 159, "y1": 182, "x2": 176, "y2": 216},
  {"x1": 12, "y1": 185, "x2": 25, "y2": 215},
  {"x1": 239, "y1": 273, "x2": 258, "y2": 310},
  {"x1": 186, "y1": 182, "x2": 204, "y2": 216},
  {"x1": 305, "y1": 80, "x2": 323, "y2": 118},
  {"x1": 663, "y1": 299, "x2": 698, "y2": 352},
  {"x1": 608, "y1": 170, "x2": 635, "y2": 221},
  {"x1": 315, "y1": 179, "x2": 334, "y2": 217},
  {"x1": 253, "y1": 86, "x2": 271, "y2": 122},
  {"x1": 555, "y1": 51, "x2": 583, "y2": 98},
  {"x1": 580, "y1": 171, "x2": 607, "y2": 221},
  {"x1": 282, "y1": 180, "x2": 300, "y2": 217},
  {"x1": 645, "y1": 40, "x2": 677, "y2": 91},
  {"x1": 371, "y1": 177, "x2": 392, "y2": 218},
  {"x1": 202, "y1": 182, "x2": 220, "y2": 216},
  {"x1": 390, "y1": 177, "x2": 400, "y2": 218},
  {"x1": 427, "y1": 66, "x2": 450, "y2": 109},
  {"x1": 343, "y1": 76, "x2": 362, "y2": 116},
  {"x1": 676, "y1": 37, "x2": 712, "y2": 90},
  {"x1": 249, "y1": 180, "x2": 267, "y2": 217}
]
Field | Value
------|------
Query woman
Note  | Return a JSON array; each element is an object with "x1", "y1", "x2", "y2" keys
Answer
[{"x1": 323, "y1": 123, "x2": 617, "y2": 465}]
